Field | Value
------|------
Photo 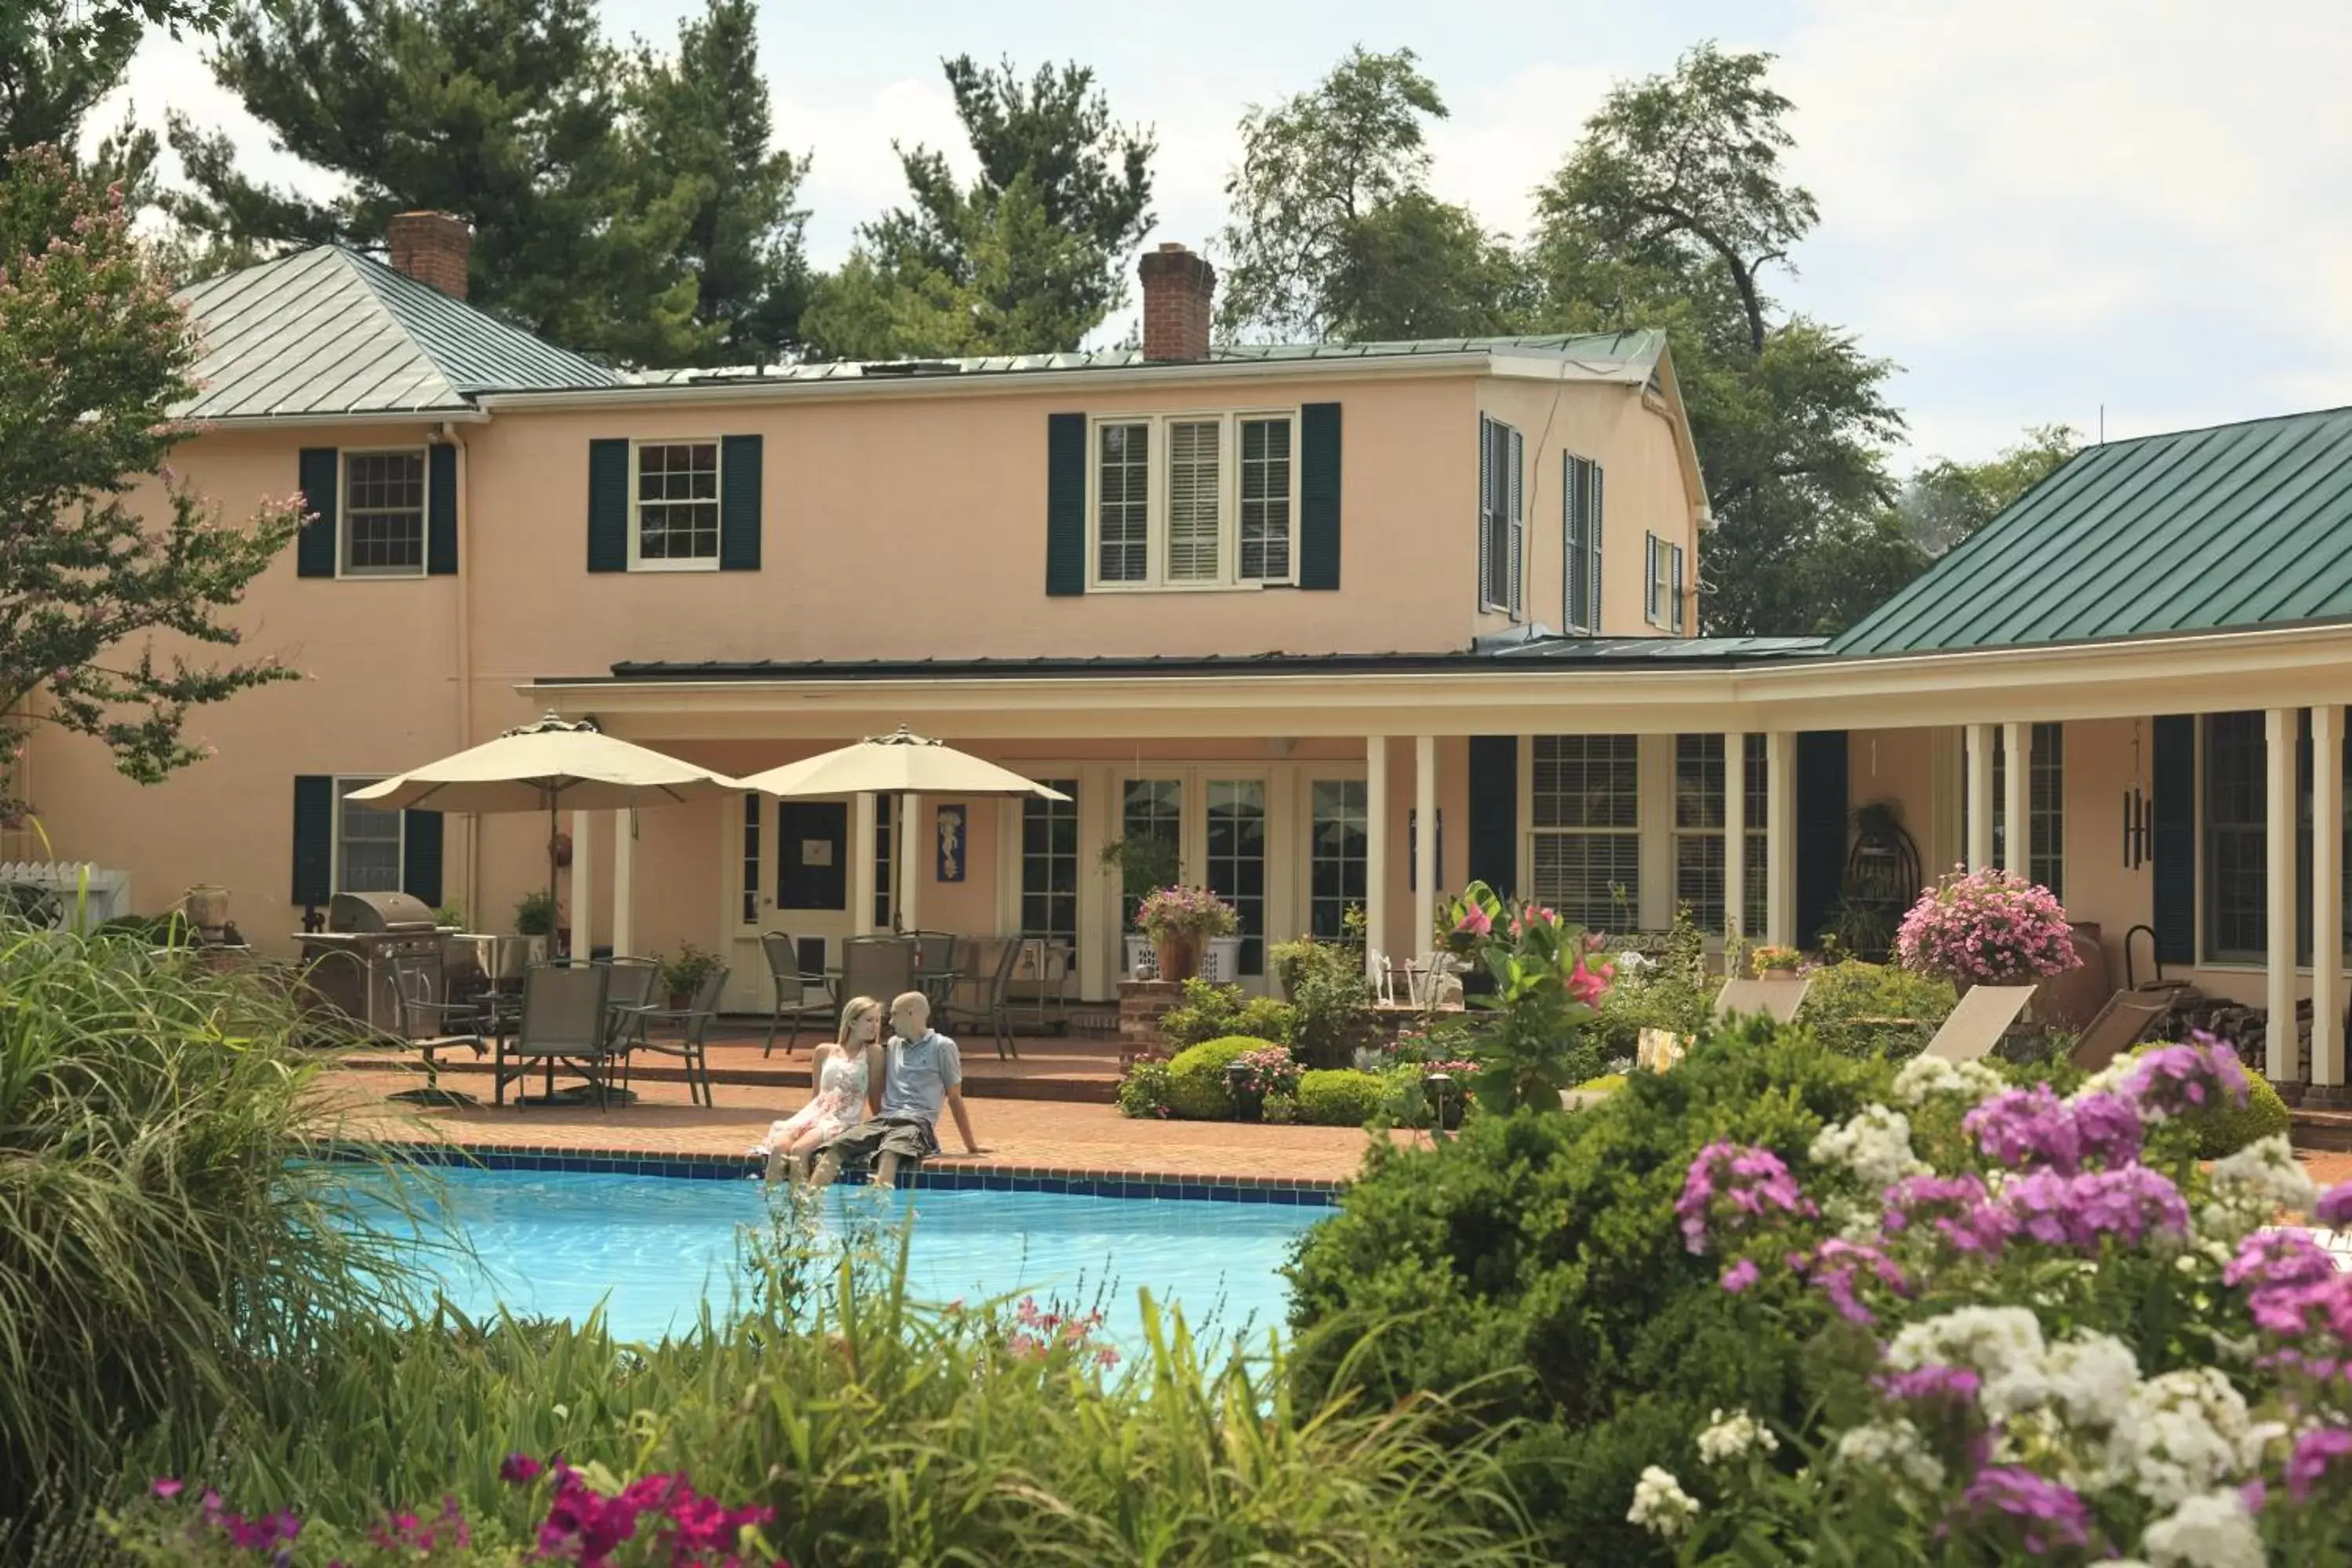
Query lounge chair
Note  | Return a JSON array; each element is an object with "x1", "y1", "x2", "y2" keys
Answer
[
  {"x1": 495, "y1": 963, "x2": 615, "y2": 1109},
  {"x1": 2068, "y1": 991, "x2": 2176, "y2": 1074},
  {"x1": 1713, "y1": 976, "x2": 1812, "y2": 1025},
  {"x1": 1917, "y1": 985, "x2": 2038, "y2": 1062}
]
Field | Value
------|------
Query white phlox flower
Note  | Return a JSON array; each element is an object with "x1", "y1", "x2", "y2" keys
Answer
[
  {"x1": 2140, "y1": 1487, "x2": 2263, "y2": 1568},
  {"x1": 1893, "y1": 1055, "x2": 2005, "y2": 1108},
  {"x1": 1831, "y1": 1418, "x2": 1946, "y2": 1491},
  {"x1": 2072, "y1": 1057, "x2": 2137, "y2": 1102},
  {"x1": 1809, "y1": 1103, "x2": 1930, "y2": 1191},
  {"x1": 1889, "y1": 1307, "x2": 2052, "y2": 1417},
  {"x1": 2042, "y1": 1331, "x2": 2141, "y2": 1429},
  {"x1": 2107, "y1": 1370, "x2": 2251, "y2": 1508},
  {"x1": 1697, "y1": 1407, "x2": 1779, "y2": 1465},
  {"x1": 1627, "y1": 1465, "x2": 1699, "y2": 1537},
  {"x1": 2201, "y1": 1136, "x2": 2318, "y2": 1238}
]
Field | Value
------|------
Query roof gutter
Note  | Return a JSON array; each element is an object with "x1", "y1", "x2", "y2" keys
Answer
[{"x1": 183, "y1": 407, "x2": 494, "y2": 431}]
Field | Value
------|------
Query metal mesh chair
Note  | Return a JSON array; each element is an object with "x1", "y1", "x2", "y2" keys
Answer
[
  {"x1": 627, "y1": 964, "x2": 731, "y2": 1106},
  {"x1": 840, "y1": 935, "x2": 914, "y2": 1015},
  {"x1": 383, "y1": 948, "x2": 488, "y2": 1098},
  {"x1": 760, "y1": 931, "x2": 836, "y2": 1057},
  {"x1": 597, "y1": 956, "x2": 660, "y2": 1061},
  {"x1": 940, "y1": 935, "x2": 1025, "y2": 1058},
  {"x1": 495, "y1": 963, "x2": 614, "y2": 1109}
]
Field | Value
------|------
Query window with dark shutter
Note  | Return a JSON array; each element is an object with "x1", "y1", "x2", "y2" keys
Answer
[
  {"x1": 292, "y1": 775, "x2": 333, "y2": 905},
  {"x1": 587, "y1": 439, "x2": 629, "y2": 572},
  {"x1": 1045, "y1": 412, "x2": 1087, "y2": 595},
  {"x1": 426, "y1": 443, "x2": 458, "y2": 575},
  {"x1": 1478, "y1": 416, "x2": 1521, "y2": 614},
  {"x1": 1564, "y1": 454, "x2": 1603, "y2": 634},
  {"x1": 296, "y1": 449, "x2": 338, "y2": 578}
]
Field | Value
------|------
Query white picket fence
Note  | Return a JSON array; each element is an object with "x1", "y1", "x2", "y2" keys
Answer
[{"x1": 0, "y1": 860, "x2": 134, "y2": 927}]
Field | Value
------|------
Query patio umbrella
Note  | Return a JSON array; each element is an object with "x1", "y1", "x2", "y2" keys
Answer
[
  {"x1": 735, "y1": 726, "x2": 1068, "y2": 929},
  {"x1": 347, "y1": 713, "x2": 745, "y2": 909}
]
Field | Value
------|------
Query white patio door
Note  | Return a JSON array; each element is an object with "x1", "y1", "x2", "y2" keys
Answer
[{"x1": 720, "y1": 792, "x2": 855, "y2": 1017}]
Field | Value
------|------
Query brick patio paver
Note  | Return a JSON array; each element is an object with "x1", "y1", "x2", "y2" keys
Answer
[{"x1": 313, "y1": 1069, "x2": 1406, "y2": 1186}]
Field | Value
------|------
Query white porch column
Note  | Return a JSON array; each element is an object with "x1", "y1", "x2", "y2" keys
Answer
[
  {"x1": 1076, "y1": 764, "x2": 1113, "y2": 997},
  {"x1": 2315, "y1": 705, "x2": 2344, "y2": 1087},
  {"x1": 569, "y1": 808, "x2": 595, "y2": 960},
  {"x1": 611, "y1": 809, "x2": 635, "y2": 958},
  {"x1": 1765, "y1": 731, "x2": 1795, "y2": 947},
  {"x1": 1965, "y1": 724, "x2": 1995, "y2": 871},
  {"x1": 851, "y1": 793, "x2": 878, "y2": 938},
  {"x1": 2002, "y1": 721, "x2": 2029, "y2": 874},
  {"x1": 2267, "y1": 707, "x2": 2298, "y2": 1082},
  {"x1": 1414, "y1": 735, "x2": 1436, "y2": 960},
  {"x1": 1365, "y1": 736, "x2": 1390, "y2": 980},
  {"x1": 1722, "y1": 731, "x2": 1747, "y2": 945},
  {"x1": 898, "y1": 792, "x2": 921, "y2": 931}
]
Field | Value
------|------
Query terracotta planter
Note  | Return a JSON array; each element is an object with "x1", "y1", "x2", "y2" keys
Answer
[
  {"x1": 1154, "y1": 935, "x2": 1200, "y2": 983},
  {"x1": 1757, "y1": 969, "x2": 1799, "y2": 982}
]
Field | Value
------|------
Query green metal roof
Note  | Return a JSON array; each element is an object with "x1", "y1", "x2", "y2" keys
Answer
[
  {"x1": 1832, "y1": 405, "x2": 2352, "y2": 655},
  {"x1": 179, "y1": 246, "x2": 615, "y2": 419}
]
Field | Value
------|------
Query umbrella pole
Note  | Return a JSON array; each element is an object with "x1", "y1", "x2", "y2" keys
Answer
[{"x1": 547, "y1": 797, "x2": 560, "y2": 956}]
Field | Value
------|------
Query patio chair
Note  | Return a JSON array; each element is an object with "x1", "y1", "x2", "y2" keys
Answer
[
  {"x1": 840, "y1": 935, "x2": 915, "y2": 1018},
  {"x1": 1917, "y1": 984, "x2": 2038, "y2": 1063},
  {"x1": 942, "y1": 935, "x2": 1025, "y2": 1060},
  {"x1": 495, "y1": 963, "x2": 615, "y2": 1109},
  {"x1": 1713, "y1": 976, "x2": 1811, "y2": 1025},
  {"x1": 760, "y1": 930, "x2": 836, "y2": 1057},
  {"x1": 910, "y1": 930, "x2": 961, "y2": 1011},
  {"x1": 597, "y1": 956, "x2": 661, "y2": 1064},
  {"x1": 383, "y1": 948, "x2": 488, "y2": 1098},
  {"x1": 2068, "y1": 991, "x2": 2176, "y2": 1074},
  {"x1": 626, "y1": 964, "x2": 730, "y2": 1107}
]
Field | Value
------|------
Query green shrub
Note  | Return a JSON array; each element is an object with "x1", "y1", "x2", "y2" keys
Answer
[
  {"x1": 1158, "y1": 978, "x2": 1296, "y2": 1052},
  {"x1": 1295, "y1": 1069, "x2": 1386, "y2": 1126},
  {"x1": 2179, "y1": 1058, "x2": 2293, "y2": 1156},
  {"x1": 1163, "y1": 1036, "x2": 1268, "y2": 1120},
  {"x1": 0, "y1": 920, "x2": 423, "y2": 1540},
  {"x1": 1285, "y1": 1017, "x2": 1892, "y2": 1566},
  {"x1": 1273, "y1": 934, "x2": 1375, "y2": 1069},
  {"x1": 1797, "y1": 960, "x2": 1956, "y2": 1059},
  {"x1": 1591, "y1": 969, "x2": 1711, "y2": 1062},
  {"x1": 1116, "y1": 1060, "x2": 1172, "y2": 1119}
]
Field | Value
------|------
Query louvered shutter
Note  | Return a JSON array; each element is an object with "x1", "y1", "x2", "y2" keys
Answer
[
  {"x1": 1671, "y1": 544, "x2": 1686, "y2": 633},
  {"x1": 1506, "y1": 426, "x2": 1525, "y2": 618},
  {"x1": 1468, "y1": 736, "x2": 1519, "y2": 898},
  {"x1": 1045, "y1": 413, "x2": 1087, "y2": 595},
  {"x1": 402, "y1": 810, "x2": 444, "y2": 907},
  {"x1": 1588, "y1": 466, "x2": 1605, "y2": 633},
  {"x1": 2152, "y1": 714, "x2": 2195, "y2": 964},
  {"x1": 292, "y1": 775, "x2": 333, "y2": 906},
  {"x1": 426, "y1": 443, "x2": 458, "y2": 575},
  {"x1": 587, "y1": 440, "x2": 629, "y2": 572},
  {"x1": 1164, "y1": 419, "x2": 1220, "y2": 582},
  {"x1": 1298, "y1": 403, "x2": 1341, "y2": 590},
  {"x1": 1644, "y1": 535, "x2": 1659, "y2": 626},
  {"x1": 719, "y1": 434, "x2": 762, "y2": 571},
  {"x1": 297, "y1": 448, "x2": 338, "y2": 577},
  {"x1": 1476, "y1": 417, "x2": 1495, "y2": 608},
  {"x1": 1563, "y1": 456, "x2": 1585, "y2": 632}
]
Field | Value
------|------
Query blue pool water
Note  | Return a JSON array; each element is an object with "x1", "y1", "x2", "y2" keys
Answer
[{"x1": 356, "y1": 1167, "x2": 1326, "y2": 1350}]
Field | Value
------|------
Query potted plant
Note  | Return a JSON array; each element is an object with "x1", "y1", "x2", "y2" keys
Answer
[
  {"x1": 1101, "y1": 833, "x2": 1183, "y2": 976},
  {"x1": 1750, "y1": 944, "x2": 1802, "y2": 978},
  {"x1": 1894, "y1": 864, "x2": 2080, "y2": 994},
  {"x1": 1135, "y1": 885, "x2": 1237, "y2": 984},
  {"x1": 660, "y1": 942, "x2": 720, "y2": 1009},
  {"x1": 514, "y1": 891, "x2": 557, "y2": 938}
]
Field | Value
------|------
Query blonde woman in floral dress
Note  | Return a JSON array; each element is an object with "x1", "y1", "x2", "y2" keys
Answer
[{"x1": 757, "y1": 996, "x2": 880, "y2": 1184}]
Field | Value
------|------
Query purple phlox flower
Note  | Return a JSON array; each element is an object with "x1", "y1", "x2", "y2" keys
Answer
[
  {"x1": 2226, "y1": 1229, "x2": 2339, "y2": 1294},
  {"x1": 2000, "y1": 1165, "x2": 2188, "y2": 1252},
  {"x1": 2288, "y1": 1427, "x2": 2352, "y2": 1501},
  {"x1": 1875, "y1": 1363, "x2": 1982, "y2": 1407},
  {"x1": 1676, "y1": 1142, "x2": 1815, "y2": 1254},
  {"x1": 1965, "y1": 1085, "x2": 2083, "y2": 1171},
  {"x1": 1958, "y1": 1466, "x2": 2092, "y2": 1553},
  {"x1": 1720, "y1": 1258, "x2": 1762, "y2": 1294},
  {"x1": 1795, "y1": 1237, "x2": 1911, "y2": 1325},
  {"x1": 499, "y1": 1451, "x2": 544, "y2": 1484},
  {"x1": 1883, "y1": 1172, "x2": 2015, "y2": 1256},
  {"x1": 2241, "y1": 1478, "x2": 2269, "y2": 1514},
  {"x1": 2126, "y1": 1033, "x2": 2252, "y2": 1120},
  {"x1": 2318, "y1": 1179, "x2": 2352, "y2": 1228},
  {"x1": 219, "y1": 1510, "x2": 299, "y2": 1551},
  {"x1": 2067, "y1": 1091, "x2": 2144, "y2": 1167}
]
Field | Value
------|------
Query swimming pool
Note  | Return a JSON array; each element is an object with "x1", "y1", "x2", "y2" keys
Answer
[{"x1": 357, "y1": 1167, "x2": 1327, "y2": 1350}]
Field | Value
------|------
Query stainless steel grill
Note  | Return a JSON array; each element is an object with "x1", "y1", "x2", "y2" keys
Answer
[{"x1": 299, "y1": 891, "x2": 448, "y2": 1034}]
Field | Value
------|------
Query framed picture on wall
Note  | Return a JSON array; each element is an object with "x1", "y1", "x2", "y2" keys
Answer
[{"x1": 935, "y1": 804, "x2": 967, "y2": 884}]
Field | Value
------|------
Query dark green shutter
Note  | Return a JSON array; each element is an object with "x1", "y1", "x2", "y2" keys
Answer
[
  {"x1": 1466, "y1": 735, "x2": 1518, "y2": 898},
  {"x1": 1796, "y1": 731, "x2": 1849, "y2": 945},
  {"x1": 720, "y1": 434, "x2": 761, "y2": 571},
  {"x1": 297, "y1": 448, "x2": 337, "y2": 578},
  {"x1": 402, "y1": 810, "x2": 444, "y2": 908},
  {"x1": 1045, "y1": 413, "x2": 1086, "y2": 596},
  {"x1": 292, "y1": 775, "x2": 333, "y2": 906},
  {"x1": 1299, "y1": 401, "x2": 1341, "y2": 590},
  {"x1": 2152, "y1": 714, "x2": 2195, "y2": 964},
  {"x1": 587, "y1": 439, "x2": 629, "y2": 572},
  {"x1": 426, "y1": 442, "x2": 457, "y2": 575}
]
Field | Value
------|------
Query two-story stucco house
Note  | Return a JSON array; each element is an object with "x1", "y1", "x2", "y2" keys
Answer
[{"x1": 19, "y1": 213, "x2": 2352, "y2": 1106}]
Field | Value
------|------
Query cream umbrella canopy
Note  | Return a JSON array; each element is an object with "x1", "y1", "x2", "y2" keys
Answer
[
  {"x1": 735, "y1": 727, "x2": 1069, "y2": 931},
  {"x1": 347, "y1": 713, "x2": 745, "y2": 918}
]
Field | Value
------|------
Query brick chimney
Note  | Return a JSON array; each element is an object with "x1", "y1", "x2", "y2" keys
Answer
[
  {"x1": 1139, "y1": 241, "x2": 1214, "y2": 362},
  {"x1": 387, "y1": 211, "x2": 471, "y2": 299}
]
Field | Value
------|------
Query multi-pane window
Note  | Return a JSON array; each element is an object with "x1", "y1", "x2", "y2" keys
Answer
[
  {"x1": 1020, "y1": 781, "x2": 1080, "y2": 953},
  {"x1": 1529, "y1": 735, "x2": 1640, "y2": 930},
  {"x1": 1239, "y1": 418, "x2": 1293, "y2": 581},
  {"x1": 334, "y1": 778, "x2": 403, "y2": 893},
  {"x1": 342, "y1": 451, "x2": 426, "y2": 576},
  {"x1": 740, "y1": 793, "x2": 762, "y2": 925},
  {"x1": 1563, "y1": 454, "x2": 1603, "y2": 634},
  {"x1": 2205, "y1": 712, "x2": 2266, "y2": 963},
  {"x1": 1121, "y1": 779, "x2": 1182, "y2": 928},
  {"x1": 1478, "y1": 415, "x2": 1523, "y2": 615},
  {"x1": 873, "y1": 795, "x2": 894, "y2": 931},
  {"x1": 2031, "y1": 724, "x2": 2064, "y2": 899},
  {"x1": 1672, "y1": 735, "x2": 1768, "y2": 937},
  {"x1": 1309, "y1": 779, "x2": 1367, "y2": 941},
  {"x1": 633, "y1": 441, "x2": 720, "y2": 566},
  {"x1": 1090, "y1": 412, "x2": 1296, "y2": 589},
  {"x1": 1645, "y1": 534, "x2": 1686, "y2": 630},
  {"x1": 1206, "y1": 780, "x2": 1266, "y2": 975}
]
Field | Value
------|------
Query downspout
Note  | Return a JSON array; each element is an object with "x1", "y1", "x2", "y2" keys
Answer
[{"x1": 439, "y1": 418, "x2": 477, "y2": 923}]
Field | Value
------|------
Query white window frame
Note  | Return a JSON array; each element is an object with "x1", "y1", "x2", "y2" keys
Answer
[
  {"x1": 331, "y1": 775, "x2": 405, "y2": 895},
  {"x1": 1479, "y1": 414, "x2": 1524, "y2": 618},
  {"x1": 1563, "y1": 453, "x2": 1602, "y2": 635},
  {"x1": 1646, "y1": 533, "x2": 1679, "y2": 630},
  {"x1": 627, "y1": 437, "x2": 724, "y2": 574},
  {"x1": 1085, "y1": 408, "x2": 1301, "y2": 592},
  {"x1": 1671, "y1": 542, "x2": 1687, "y2": 633},
  {"x1": 1524, "y1": 734, "x2": 1642, "y2": 931},
  {"x1": 336, "y1": 447, "x2": 429, "y2": 580}
]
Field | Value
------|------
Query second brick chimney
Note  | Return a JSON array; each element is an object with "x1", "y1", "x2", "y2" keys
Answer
[
  {"x1": 1139, "y1": 241, "x2": 1214, "y2": 362},
  {"x1": 387, "y1": 211, "x2": 471, "y2": 299}
]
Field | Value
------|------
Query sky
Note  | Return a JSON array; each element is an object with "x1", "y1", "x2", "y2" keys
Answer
[{"x1": 113, "y1": 0, "x2": 2352, "y2": 472}]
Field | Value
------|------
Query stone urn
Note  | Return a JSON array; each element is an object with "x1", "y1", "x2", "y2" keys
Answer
[{"x1": 184, "y1": 884, "x2": 230, "y2": 935}]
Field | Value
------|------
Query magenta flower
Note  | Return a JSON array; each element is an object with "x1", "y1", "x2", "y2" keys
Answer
[
  {"x1": 2318, "y1": 1180, "x2": 2352, "y2": 1227},
  {"x1": 1566, "y1": 956, "x2": 1612, "y2": 1007},
  {"x1": 2288, "y1": 1427, "x2": 2352, "y2": 1501},
  {"x1": 151, "y1": 1477, "x2": 183, "y2": 1501},
  {"x1": 1794, "y1": 1237, "x2": 1911, "y2": 1325},
  {"x1": 499, "y1": 1452, "x2": 543, "y2": 1484},
  {"x1": 1883, "y1": 1172, "x2": 2014, "y2": 1256},
  {"x1": 1720, "y1": 1258, "x2": 1762, "y2": 1293},
  {"x1": 1875, "y1": 1363, "x2": 1981, "y2": 1406},
  {"x1": 2125, "y1": 1033, "x2": 2252, "y2": 1120},
  {"x1": 1959, "y1": 1466, "x2": 2092, "y2": 1552},
  {"x1": 1453, "y1": 904, "x2": 1491, "y2": 937},
  {"x1": 2000, "y1": 1165, "x2": 2189, "y2": 1251},
  {"x1": 1677, "y1": 1142, "x2": 1815, "y2": 1254}
]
